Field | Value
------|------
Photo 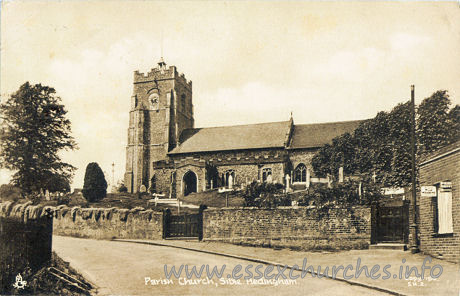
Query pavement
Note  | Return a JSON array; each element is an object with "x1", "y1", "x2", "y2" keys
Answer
[
  {"x1": 53, "y1": 236, "x2": 393, "y2": 296},
  {"x1": 112, "y1": 238, "x2": 460, "y2": 296}
]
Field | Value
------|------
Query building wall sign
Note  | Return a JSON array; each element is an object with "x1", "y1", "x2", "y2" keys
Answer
[
  {"x1": 440, "y1": 182, "x2": 452, "y2": 190},
  {"x1": 421, "y1": 186, "x2": 437, "y2": 197}
]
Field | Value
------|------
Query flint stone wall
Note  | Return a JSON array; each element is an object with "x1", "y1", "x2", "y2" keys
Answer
[
  {"x1": 52, "y1": 205, "x2": 164, "y2": 240},
  {"x1": 203, "y1": 206, "x2": 371, "y2": 250}
]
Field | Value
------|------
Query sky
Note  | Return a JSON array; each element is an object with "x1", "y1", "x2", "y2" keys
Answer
[{"x1": 1, "y1": 1, "x2": 460, "y2": 189}]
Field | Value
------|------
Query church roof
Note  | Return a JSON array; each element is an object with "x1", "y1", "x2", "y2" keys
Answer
[
  {"x1": 288, "y1": 120, "x2": 364, "y2": 149},
  {"x1": 169, "y1": 119, "x2": 364, "y2": 155},
  {"x1": 169, "y1": 121, "x2": 291, "y2": 154}
]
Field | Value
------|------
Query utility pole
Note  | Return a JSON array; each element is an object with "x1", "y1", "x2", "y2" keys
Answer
[
  {"x1": 112, "y1": 162, "x2": 115, "y2": 193},
  {"x1": 409, "y1": 85, "x2": 419, "y2": 253}
]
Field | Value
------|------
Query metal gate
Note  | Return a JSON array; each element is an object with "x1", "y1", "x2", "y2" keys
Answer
[
  {"x1": 164, "y1": 211, "x2": 202, "y2": 239},
  {"x1": 372, "y1": 201, "x2": 409, "y2": 243}
]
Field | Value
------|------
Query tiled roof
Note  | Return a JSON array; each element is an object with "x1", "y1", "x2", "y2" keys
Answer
[
  {"x1": 169, "y1": 121, "x2": 291, "y2": 154},
  {"x1": 289, "y1": 120, "x2": 364, "y2": 149},
  {"x1": 419, "y1": 140, "x2": 460, "y2": 165}
]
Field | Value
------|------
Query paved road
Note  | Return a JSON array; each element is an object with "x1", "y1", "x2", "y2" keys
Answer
[{"x1": 53, "y1": 236, "x2": 388, "y2": 296}]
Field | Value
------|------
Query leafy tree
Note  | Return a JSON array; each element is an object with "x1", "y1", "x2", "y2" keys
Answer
[
  {"x1": 82, "y1": 162, "x2": 107, "y2": 202},
  {"x1": 387, "y1": 101, "x2": 412, "y2": 187},
  {"x1": 417, "y1": 90, "x2": 454, "y2": 156},
  {"x1": 311, "y1": 90, "x2": 458, "y2": 188},
  {"x1": 448, "y1": 105, "x2": 460, "y2": 142},
  {"x1": 0, "y1": 82, "x2": 77, "y2": 194},
  {"x1": 0, "y1": 184, "x2": 23, "y2": 201},
  {"x1": 330, "y1": 132, "x2": 356, "y2": 175},
  {"x1": 46, "y1": 174, "x2": 71, "y2": 193},
  {"x1": 367, "y1": 112, "x2": 393, "y2": 184},
  {"x1": 353, "y1": 111, "x2": 392, "y2": 183},
  {"x1": 311, "y1": 143, "x2": 333, "y2": 177}
]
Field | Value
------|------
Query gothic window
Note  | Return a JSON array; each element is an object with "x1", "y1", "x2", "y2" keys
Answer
[
  {"x1": 262, "y1": 168, "x2": 272, "y2": 183},
  {"x1": 224, "y1": 170, "x2": 235, "y2": 187},
  {"x1": 148, "y1": 93, "x2": 159, "y2": 110},
  {"x1": 294, "y1": 163, "x2": 307, "y2": 182}
]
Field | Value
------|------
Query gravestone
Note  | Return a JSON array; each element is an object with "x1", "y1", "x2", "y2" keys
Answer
[
  {"x1": 139, "y1": 184, "x2": 147, "y2": 193},
  {"x1": 267, "y1": 174, "x2": 273, "y2": 183},
  {"x1": 339, "y1": 167, "x2": 344, "y2": 183}
]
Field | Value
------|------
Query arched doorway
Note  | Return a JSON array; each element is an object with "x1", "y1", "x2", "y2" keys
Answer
[{"x1": 183, "y1": 171, "x2": 197, "y2": 196}]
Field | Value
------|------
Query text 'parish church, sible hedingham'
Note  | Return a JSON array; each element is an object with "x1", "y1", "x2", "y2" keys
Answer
[{"x1": 124, "y1": 59, "x2": 362, "y2": 197}]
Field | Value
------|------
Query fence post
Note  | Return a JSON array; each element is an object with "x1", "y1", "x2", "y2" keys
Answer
[
  {"x1": 162, "y1": 208, "x2": 171, "y2": 239},
  {"x1": 403, "y1": 200, "x2": 410, "y2": 245},
  {"x1": 198, "y1": 205, "x2": 207, "y2": 241},
  {"x1": 370, "y1": 202, "x2": 378, "y2": 244}
]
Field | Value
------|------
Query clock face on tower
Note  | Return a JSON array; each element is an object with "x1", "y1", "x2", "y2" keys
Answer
[{"x1": 148, "y1": 93, "x2": 159, "y2": 110}]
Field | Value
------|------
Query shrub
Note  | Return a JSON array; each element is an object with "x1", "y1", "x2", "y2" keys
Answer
[
  {"x1": 297, "y1": 180, "x2": 383, "y2": 209},
  {"x1": 117, "y1": 184, "x2": 128, "y2": 193},
  {"x1": 57, "y1": 194, "x2": 71, "y2": 205},
  {"x1": 243, "y1": 181, "x2": 287, "y2": 208},
  {"x1": 0, "y1": 184, "x2": 23, "y2": 201},
  {"x1": 28, "y1": 193, "x2": 42, "y2": 205},
  {"x1": 82, "y1": 162, "x2": 107, "y2": 202}
]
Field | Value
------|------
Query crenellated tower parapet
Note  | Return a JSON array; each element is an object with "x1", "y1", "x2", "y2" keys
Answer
[
  {"x1": 133, "y1": 66, "x2": 193, "y2": 90},
  {"x1": 124, "y1": 58, "x2": 194, "y2": 193}
]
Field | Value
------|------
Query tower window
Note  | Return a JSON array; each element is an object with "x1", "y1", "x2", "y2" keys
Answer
[{"x1": 181, "y1": 94, "x2": 186, "y2": 110}]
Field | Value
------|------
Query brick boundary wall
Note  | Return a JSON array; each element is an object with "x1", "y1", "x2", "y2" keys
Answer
[
  {"x1": 202, "y1": 206, "x2": 371, "y2": 250},
  {"x1": 52, "y1": 205, "x2": 164, "y2": 240},
  {"x1": 418, "y1": 144, "x2": 460, "y2": 263},
  {"x1": 0, "y1": 202, "x2": 53, "y2": 293}
]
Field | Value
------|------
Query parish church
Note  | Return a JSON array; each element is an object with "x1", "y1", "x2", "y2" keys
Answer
[{"x1": 124, "y1": 59, "x2": 362, "y2": 197}]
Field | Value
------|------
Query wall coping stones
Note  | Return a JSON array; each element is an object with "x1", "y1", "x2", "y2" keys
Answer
[
  {"x1": 0, "y1": 202, "x2": 163, "y2": 223},
  {"x1": 0, "y1": 201, "x2": 53, "y2": 221},
  {"x1": 204, "y1": 205, "x2": 369, "y2": 211}
]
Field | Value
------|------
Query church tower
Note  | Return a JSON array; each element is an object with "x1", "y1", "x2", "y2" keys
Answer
[{"x1": 124, "y1": 58, "x2": 194, "y2": 193}]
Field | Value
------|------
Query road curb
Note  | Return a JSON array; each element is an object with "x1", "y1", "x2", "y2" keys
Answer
[{"x1": 113, "y1": 239, "x2": 406, "y2": 296}]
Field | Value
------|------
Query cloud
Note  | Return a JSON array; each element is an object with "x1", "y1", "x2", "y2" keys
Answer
[
  {"x1": 45, "y1": 38, "x2": 155, "y2": 189},
  {"x1": 310, "y1": 47, "x2": 387, "y2": 83},
  {"x1": 389, "y1": 32, "x2": 431, "y2": 53}
]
